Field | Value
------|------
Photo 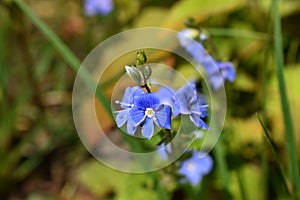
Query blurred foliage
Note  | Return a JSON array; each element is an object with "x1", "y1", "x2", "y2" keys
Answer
[{"x1": 0, "y1": 0, "x2": 300, "y2": 199}]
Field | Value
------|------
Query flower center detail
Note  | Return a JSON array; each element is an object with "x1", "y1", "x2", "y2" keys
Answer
[
  {"x1": 145, "y1": 108, "x2": 155, "y2": 118},
  {"x1": 187, "y1": 161, "x2": 196, "y2": 170}
]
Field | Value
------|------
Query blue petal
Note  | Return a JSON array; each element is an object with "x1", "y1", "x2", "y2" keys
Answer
[
  {"x1": 127, "y1": 117, "x2": 137, "y2": 135},
  {"x1": 179, "y1": 159, "x2": 203, "y2": 185},
  {"x1": 190, "y1": 113, "x2": 209, "y2": 130},
  {"x1": 218, "y1": 61, "x2": 236, "y2": 82},
  {"x1": 129, "y1": 107, "x2": 146, "y2": 124},
  {"x1": 115, "y1": 110, "x2": 128, "y2": 127},
  {"x1": 142, "y1": 118, "x2": 154, "y2": 140},
  {"x1": 175, "y1": 84, "x2": 198, "y2": 114},
  {"x1": 158, "y1": 87, "x2": 180, "y2": 117},
  {"x1": 156, "y1": 143, "x2": 172, "y2": 160},
  {"x1": 154, "y1": 105, "x2": 172, "y2": 129},
  {"x1": 209, "y1": 73, "x2": 224, "y2": 90},
  {"x1": 134, "y1": 93, "x2": 160, "y2": 109},
  {"x1": 121, "y1": 86, "x2": 145, "y2": 108},
  {"x1": 193, "y1": 152, "x2": 213, "y2": 174}
]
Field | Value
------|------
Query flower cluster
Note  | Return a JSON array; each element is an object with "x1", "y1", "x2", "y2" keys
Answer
[
  {"x1": 113, "y1": 26, "x2": 236, "y2": 184},
  {"x1": 115, "y1": 82, "x2": 208, "y2": 140},
  {"x1": 178, "y1": 28, "x2": 236, "y2": 90},
  {"x1": 83, "y1": 0, "x2": 114, "y2": 16},
  {"x1": 114, "y1": 50, "x2": 213, "y2": 186}
]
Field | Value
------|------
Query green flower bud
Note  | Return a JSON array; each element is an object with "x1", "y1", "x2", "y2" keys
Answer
[
  {"x1": 125, "y1": 65, "x2": 142, "y2": 84},
  {"x1": 141, "y1": 65, "x2": 152, "y2": 80},
  {"x1": 136, "y1": 51, "x2": 147, "y2": 66}
]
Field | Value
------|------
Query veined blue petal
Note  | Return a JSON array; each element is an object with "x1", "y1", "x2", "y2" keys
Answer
[
  {"x1": 127, "y1": 117, "x2": 137, "y2": 135},
  {"x1": 121, "y1": 86, "x2": 145, "y2": 108},
  {"x1": 134, "y1": 93, "x2": 160, "y2": 108},
  {"x1": 129, "y1": 107, "x2": 146, "y2": 124},
  {"x1": 190, "y1": 113, "x2": 209, "y2": 130},
  {"x1": 154, "y1": 105, "x2": 172, "y2": 129},
  {"x1": 114, "y1": 110, "x2": 128, "y2": 127},
  {"x1": 158, "y1": 86, "x2": 180, "y2": 117},
  {"x1": 142, "y1": 118, "x2": 154, "y2": 140},
  {"x1": 175, "y1": 83, "x2": 198, "y2": 114}
]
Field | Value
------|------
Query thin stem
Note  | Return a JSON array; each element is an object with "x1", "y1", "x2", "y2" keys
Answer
[
  {"x1": 272, "y1": 0, "x2": 300, "y2": 198},
  {"x1": 256, "y1": 113, "x2": 292, "y2": 198},
  {"x1": 142, "y1": 84, "x2": 152, "y2": 93}
]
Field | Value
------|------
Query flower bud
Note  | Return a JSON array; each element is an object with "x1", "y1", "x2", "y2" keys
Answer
[
  {"x1": 141, "y1": 65, "x2": 152, "y2": 80},
  {"x1": 125, "y1": 65, "x2": 142, "y2": 84},
  {"x1": 136, "y1": 51, "x2": 147, "y2": 66}
]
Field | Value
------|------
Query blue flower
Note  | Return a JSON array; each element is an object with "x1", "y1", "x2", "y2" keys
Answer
[
  {"x1": 129, "y1": 93, "x2": 172, "y2": 140},
  {"x1": 177, "y1": 29, "x2": 236, "y2": 90},
  {"x1": 179, "y1": 151, "x2": 213, "y2": 185},
  {"x1": 175, "y1": 83, "x2": 209, "y2": 129},
  {"x1": 157, "y1": 86, "x2": 180, "y2": 117},
  {"x1": 217, "y1": 61, "x2": 236, "y2": 82},
  {"x1": 114, "y1": 87, "x2": 145, "y2": 135},
  {"x1": 156, "y1": 143, "x2": 172, "y2": 160},
  {"x1": 83, "y1": 0, "x2": 114, "y2": 16}
]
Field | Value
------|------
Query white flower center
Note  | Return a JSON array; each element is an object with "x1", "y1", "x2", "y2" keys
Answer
[
  {"x1": 145, "y1": 108, "x2": 155, "y2": 118},
  {"x1": 187, "y1": 161, "x2": 196, "y2": 170}
]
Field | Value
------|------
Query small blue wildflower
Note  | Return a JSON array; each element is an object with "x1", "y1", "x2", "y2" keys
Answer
[
  {"x1": 156, "y1": 143, "x2": 172, "y2": 160},
  {"x1": 177, "y1": 28, "x2": 199, "y2": 49},
  {"x1": 177, "y1": 29, "x2": 236, "y2": 90},
  {"x1": 174, "y1": 83, "x2": 209, "y2": 129},
  {"x1": 179, "y1": 151, "x2": 213, "y2": 185},
  {"x1": 217, "y1": 61, "x2": 236, "y2": 82},
  {"x1": 83, "y1": 0, "x2": 114, "y2": 16},
  {"x1": 129, "y1": 93, "x2": 172, "y2": 140},
  {"x1": 114, "y1": 86, "x2": 145, "y2": 135}
]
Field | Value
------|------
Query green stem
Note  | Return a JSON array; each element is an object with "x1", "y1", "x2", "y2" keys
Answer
[
  {"x1": 256, "y1": 113, "x2": 291, "y2": 198},
  {"x1": 214, "y1": 139, "x2": 232, "y2": 200},
  {"x1": 272, "y1": 0, "x2": 300, "y2": 198}
]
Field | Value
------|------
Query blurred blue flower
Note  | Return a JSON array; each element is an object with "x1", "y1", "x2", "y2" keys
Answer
[
  {"x1": 83, "y1": 0, "x2": 114, "y2": 16},
  {"x1": 179, "y1": 151, "x2": 213, "y2": 185},
  {"x1": 114, "y1": 86, "x2": 145, "y2": 135},
  {"x1": 217, "y1": 61, "x2": 236, "y2": 82},
  {"x1": 177, "y1": 29, "x2": 236, "y2": 90},
  {"x1": 129, "y1": 93, "x2": 172, "y2": 140},
  {"x1": 175, "y1": 83, "x2": 209, "y2": 129},
  {"x1": 156, "y1": 143, "x2": 172, "y2": 160}
]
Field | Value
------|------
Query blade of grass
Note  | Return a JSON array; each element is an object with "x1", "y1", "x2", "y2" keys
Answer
[
  {"x1": 13, "y1": 0, "x2": 162, "y2": 176},
  {"x1": 13, "y1": 0, "x2": 111, "y2": 117},
  {"x1": 214, "y1": 138, "x2": 232, "y2": 200},
  {"x1": 256, "y1": 113, "x2": 291, "y2": 198},
  {"x1": 271, "y1": 0, "x2": 300, "y2": 198}
]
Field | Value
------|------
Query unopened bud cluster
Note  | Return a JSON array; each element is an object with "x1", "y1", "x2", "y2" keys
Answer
[{"x1": 125, "y1": 51, "x2": 152, "y2": 87}]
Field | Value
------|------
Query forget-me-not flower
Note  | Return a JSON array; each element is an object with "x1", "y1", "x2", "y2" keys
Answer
[
  {"x1": 175, "y1": 83, "x2": 209, "y2": 129},
  {"x1": 114, "y1": 86, "x2": 145, "y2": 135},
  {"x1": 83, "y1": 0, "x2": 114, "y2": 16},
  {"x1": 179, "y1": 151, "x2": 213, "y2": 185},
  {"x1": 129, "y1": 93, "x2": 172, "y2": 140},
  {"x1": 177, "y1": 29, "x2": 236, "y2": 90}
]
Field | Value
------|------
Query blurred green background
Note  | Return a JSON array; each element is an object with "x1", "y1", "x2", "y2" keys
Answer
[{"x1": 0, "y1": 0, "x2": 300, "y2": 199}]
